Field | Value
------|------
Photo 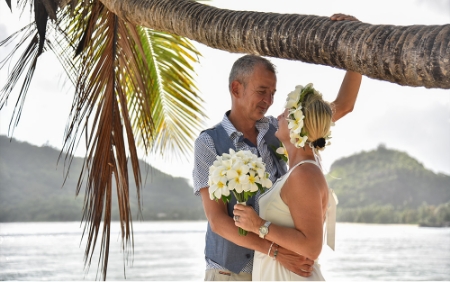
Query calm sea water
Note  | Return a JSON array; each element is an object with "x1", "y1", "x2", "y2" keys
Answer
[{"x1": 0, "y1": 222, "x2": 449, "y2": 281}]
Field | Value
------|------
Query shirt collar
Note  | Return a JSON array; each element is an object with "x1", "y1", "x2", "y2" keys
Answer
[{"x1": 221, "y1": 110, "x2": 270, "y2": 139}]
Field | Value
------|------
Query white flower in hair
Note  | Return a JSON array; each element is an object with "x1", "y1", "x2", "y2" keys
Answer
[
  {"x1": 284, "y1": 83, "x2": 331, "y2": 149},
  {"x1": 285, "y1": 85, "x2": 303, "y2": 109},
  {"x1": 288, "y1": 107, "x2": 305, "y2": 134},
  {"x1": 289, "y1": 130, "x2": 308, "y2": 148},
  {"x1": 285, "y1": 84, "x2": 311, "y2": 148}
]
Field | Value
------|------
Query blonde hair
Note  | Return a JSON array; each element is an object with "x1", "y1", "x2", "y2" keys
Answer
[{"x1": 301, "y1": 92, "x2": 333, "y2": 148}]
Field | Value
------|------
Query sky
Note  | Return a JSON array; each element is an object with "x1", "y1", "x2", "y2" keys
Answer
[{"x1": 0, "y1": 0, "x2": 449, "y2": 183}]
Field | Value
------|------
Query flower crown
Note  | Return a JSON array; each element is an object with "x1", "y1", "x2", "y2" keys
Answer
[{"x1": 284, "y1": 83, "x2": 332, "y2": 149}]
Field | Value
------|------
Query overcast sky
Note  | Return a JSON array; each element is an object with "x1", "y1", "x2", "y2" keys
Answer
[{"x1": 0, "y1": 0, "x2": 449, "y2": 182}]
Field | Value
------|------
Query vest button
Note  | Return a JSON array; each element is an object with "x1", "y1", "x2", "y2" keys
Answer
[{"x1": 246, "y1": 254, "x2": 251, "y2": 258}]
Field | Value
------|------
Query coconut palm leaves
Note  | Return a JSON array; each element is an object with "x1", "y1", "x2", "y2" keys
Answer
[
  {"x1": 141, "y1": 28, "x2": 205, "y2": 157},
  {"x1": 1, "y1": 0, "x2": 204, "y2": 280},
  {"x1": 0, "y1": 0, "x2": 57, "y2": 134},
  {"x1": 0, "y1": 23, "x2": 38, "y2": 135}
]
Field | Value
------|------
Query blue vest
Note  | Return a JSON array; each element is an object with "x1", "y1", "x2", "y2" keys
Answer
[{"x1": 203, "y1": 123, "x2": 286, "y2": 273}]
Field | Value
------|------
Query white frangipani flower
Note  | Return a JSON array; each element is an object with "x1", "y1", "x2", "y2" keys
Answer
[
  {"x1": 208, "y1": 149, "x2": 273, "y2": 235},
  {"x1": 276, "y1": 146, "x2": 287, "y2": 156},
  {"x1": 208, "y1": 178, "x2": 230, "y2": 200},
  {"x1": 285, "y1": 83, "x2": 333, "y2": 149},
  {"x1": 295, "y1": 134, "x2": 308, "y2": 148},
  {"x1": 208, "y1": 150, "x2": 273, "y2": 199},
  {"x1": 247, "y1": 170, "x2": 259, "y2": 192},
  {"x1": 259, "y1": 172, "x2": 273, "y2": 189}
]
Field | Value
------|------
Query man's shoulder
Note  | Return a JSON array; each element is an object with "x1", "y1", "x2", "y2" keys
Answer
[
  {"x1": 197, "y1": 124, "x2": 221, "y2": 141},
  {"x1": 196, "y1": 130, "x2": 214, "y2": 143}
]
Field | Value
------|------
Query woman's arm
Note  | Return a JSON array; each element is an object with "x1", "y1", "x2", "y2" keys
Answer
[
  {"x1": 233, "y1": 164, "x2": 328, "y2": 260},
  {"x1": 331, "y1": 70, "x2": 362, "y2": 122},
  {"x1": 328, "y1": 14, "x2": 363, "y2": 122},
  {"x1": 200, "y1": 188, "x2": 315, "y2": 276}
]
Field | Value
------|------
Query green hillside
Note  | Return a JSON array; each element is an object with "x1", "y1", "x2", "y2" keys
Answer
[
  {"x1": 1, "y1": 137, "x2": 449, "y2": 225},
  {"x1": 0, "y1": 136, "x2": 206, "y2": 221},
  {"x1": 327, "y1": 144, "x2": 450, "y2": 225}
]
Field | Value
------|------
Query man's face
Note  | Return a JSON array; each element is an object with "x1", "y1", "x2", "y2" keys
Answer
[{"x1": 238, "y1": 64, "x2": 276, "y2": 121}]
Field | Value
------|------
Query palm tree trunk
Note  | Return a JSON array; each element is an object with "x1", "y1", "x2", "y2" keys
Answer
[{"x1": 100, "y1": 0, "x2": 450, "y2": 89}]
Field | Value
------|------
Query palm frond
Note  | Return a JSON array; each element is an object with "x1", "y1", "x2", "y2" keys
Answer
[
  {"x1": 59, "y1": 2, "x2": 155, "y2": 279},
  {"x1": 139, "y1": 28, "x2": 206, "y2": 160},
  {"x1": 5, "y1": 0, "x2": 12, "y2": 10},
  {"x1": 39, "y1": 0, "x2": 58, "y2": 20},
  {"x1": 0, "y1": 0, "x2": 63, "y2": 134},
  {"x1": 1, "y1": 0, "x2": 205, "y2": 280},
  {"x1": 0, "y1": 24, "x2": 41, "y2": 135}
]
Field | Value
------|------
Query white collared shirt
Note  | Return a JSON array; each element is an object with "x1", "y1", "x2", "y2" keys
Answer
[{"x1": 192, "y1": 112, "x2": 282, "y2": 273}]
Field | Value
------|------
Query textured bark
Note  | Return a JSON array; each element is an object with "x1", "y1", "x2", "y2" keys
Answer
[{"x1": 99, "y1": 0, "x2": 450, "y2": 89}]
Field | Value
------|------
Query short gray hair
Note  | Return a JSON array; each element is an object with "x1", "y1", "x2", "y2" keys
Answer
[{"x1": 228, "y1": 55, "x2": 276, "y2": 91}]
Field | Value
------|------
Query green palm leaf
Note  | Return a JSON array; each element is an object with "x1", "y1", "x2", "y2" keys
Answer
[
  {"x1": 1, "y1": 0, "x2": 205, "y2": 280},
  {"x1": 138, "y1": 27, "x2": 205, "y2": 158}
]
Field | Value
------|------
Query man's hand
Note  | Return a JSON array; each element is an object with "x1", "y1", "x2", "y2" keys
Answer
[{"x1": 276, "y1": 245, "x2": 315, "y2": 277}]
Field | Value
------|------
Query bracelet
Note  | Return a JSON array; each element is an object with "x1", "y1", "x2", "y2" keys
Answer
[
  {"x1": 273, "y1": 244, "x2": 279, "y2": 260},
  {"x1": 267, "y1": 242, "x2": 275, "y2": 257}
]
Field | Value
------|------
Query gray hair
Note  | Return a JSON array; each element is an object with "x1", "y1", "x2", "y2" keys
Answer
[{"x1": 228, "y1": 55, "x2": 276, "y2": 91}]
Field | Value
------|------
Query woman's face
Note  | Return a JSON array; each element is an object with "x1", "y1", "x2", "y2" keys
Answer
[{"x1": 275, "y1": 108, "x2": 289, "y2": 141}]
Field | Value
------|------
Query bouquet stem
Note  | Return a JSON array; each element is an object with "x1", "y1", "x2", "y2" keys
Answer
[{"x1": 233, "y1": 191, "x2": 248, "y2": 236}]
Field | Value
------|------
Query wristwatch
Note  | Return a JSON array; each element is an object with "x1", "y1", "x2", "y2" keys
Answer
[{"x1": 259, "y1": 221, "x2": 271, "y2": 239}]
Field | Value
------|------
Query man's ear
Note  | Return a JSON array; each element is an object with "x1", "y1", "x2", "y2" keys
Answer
[{"x1": 230, "y1": 80, "x2": 242, "y2": 98}]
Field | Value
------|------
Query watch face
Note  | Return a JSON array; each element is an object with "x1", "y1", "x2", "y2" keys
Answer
[{"x1": 260, "y1": 226, "x2": 268, "y2": 234}]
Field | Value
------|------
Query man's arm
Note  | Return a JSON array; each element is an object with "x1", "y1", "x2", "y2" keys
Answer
[
  {"x1": 199, "y1": 188, "x2": 314, "y2": 276},
  {"x1": 194, "y1": 133, "x2": 265, "y2": 252},
  {"x1": 200, "y1": 188, "x2": 269, "y2": 252}
]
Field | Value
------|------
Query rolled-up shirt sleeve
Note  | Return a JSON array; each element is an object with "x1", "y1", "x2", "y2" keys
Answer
[{"x1": 192, "y1": 132, "x2": 218, "y2": 196}]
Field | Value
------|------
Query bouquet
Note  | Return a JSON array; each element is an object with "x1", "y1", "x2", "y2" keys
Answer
[{"x1": 208, "y1": 149, "x2": 273, "y2": 235}]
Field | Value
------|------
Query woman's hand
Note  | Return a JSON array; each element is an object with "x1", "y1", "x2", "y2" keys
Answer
[
  {"x1": 330, "y1": 13, "x2": 359, "y2": 22},
  {"x1": 233, "y1": 204, "x2": 264, "y2": 234}
]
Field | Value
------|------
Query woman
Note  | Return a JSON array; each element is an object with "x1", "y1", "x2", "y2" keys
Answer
[{"x1": 233, "y1": 84, "x2": 336, "y2": 280}]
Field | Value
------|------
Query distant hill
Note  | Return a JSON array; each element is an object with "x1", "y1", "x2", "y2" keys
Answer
[
  {"x1": 1, "y1": 137, "x2": 449, "y2": 224},
  {"x1": 326, "y1": 144, "x2": 450, "y2": 224},
  {"x1": 0, "y1": 135, "x2": 206, "y2": 222}
]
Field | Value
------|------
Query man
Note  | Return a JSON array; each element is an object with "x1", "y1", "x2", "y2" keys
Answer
[{"x1": 193, "y1": 16, "x2": 362, "y2": 281}]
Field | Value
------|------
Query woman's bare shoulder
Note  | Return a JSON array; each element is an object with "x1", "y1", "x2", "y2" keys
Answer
[{"x1": 284, "y1": 163, "x2": 327, "y2": 194}]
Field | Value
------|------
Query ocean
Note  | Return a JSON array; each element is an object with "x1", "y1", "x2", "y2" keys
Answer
[{"x1": 0, "y1": 221, "x2": 449, "y2": 280}]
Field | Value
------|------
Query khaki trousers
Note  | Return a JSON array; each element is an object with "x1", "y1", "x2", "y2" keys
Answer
[{"x1": 204, "y1": 269, "x2": 252, "y2": 281}]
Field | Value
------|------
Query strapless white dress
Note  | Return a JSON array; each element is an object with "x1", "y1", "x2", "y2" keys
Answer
[{"x1": 252, "y1": 160, "x2": 337, "y2": 281}]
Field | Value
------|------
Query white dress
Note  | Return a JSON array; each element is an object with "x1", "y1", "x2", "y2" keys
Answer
[{"x1": 252, "y1": 160, "x2": 337, "y2": 281}]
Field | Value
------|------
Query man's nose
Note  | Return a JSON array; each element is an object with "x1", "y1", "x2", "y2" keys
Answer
[{"x1": 263, "y1": 93, "x2": 274, "y2": 105}]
